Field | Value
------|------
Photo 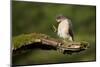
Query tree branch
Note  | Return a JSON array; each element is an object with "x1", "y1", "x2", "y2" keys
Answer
[{"x1": 12, "y1": 33, "x2": 89, "y2": 55}]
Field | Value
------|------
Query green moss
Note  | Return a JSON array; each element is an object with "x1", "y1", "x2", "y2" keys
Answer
[
  {"x1": 12, "y1": 33, "x2": 50, "y2": 49},
  {"x1": 12, "y1": 32, "x2": 89, "y2": 53}
]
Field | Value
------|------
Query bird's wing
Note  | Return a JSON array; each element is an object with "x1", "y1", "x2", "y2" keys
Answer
[{"x1": 68, "y1": 19, "x2": 74, "y2": 41}]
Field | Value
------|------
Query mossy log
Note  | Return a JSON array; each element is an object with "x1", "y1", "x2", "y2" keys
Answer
[{"x1": 12, "y1": 33, "x2": 89, "y2": 54}]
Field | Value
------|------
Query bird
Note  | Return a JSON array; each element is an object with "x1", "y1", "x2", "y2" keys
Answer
[{"x1": 56, "y1": 15, "x2": 74, "y2": 41}]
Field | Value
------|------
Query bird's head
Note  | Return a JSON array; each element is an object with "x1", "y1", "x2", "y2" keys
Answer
[{"x1": 56, "y1": 15, "x2": 66, "y2": 23}]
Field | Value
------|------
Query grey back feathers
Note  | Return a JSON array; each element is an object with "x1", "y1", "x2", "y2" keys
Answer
[{"x1": 68, "y1": 19, "x2": 74, "y2": 41}]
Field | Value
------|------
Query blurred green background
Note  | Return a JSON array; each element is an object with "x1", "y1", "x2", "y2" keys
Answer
[{"x1": 12, "y1": 1, "x2": 96, "y2": 65}]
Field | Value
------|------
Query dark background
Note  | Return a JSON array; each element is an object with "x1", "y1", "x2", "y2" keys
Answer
[{"x1": 12, "y1": 1, "x2": 96, "y2": 65}]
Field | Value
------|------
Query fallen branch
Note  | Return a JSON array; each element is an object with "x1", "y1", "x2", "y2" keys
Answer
[{"x1": 12, "y1": 33, "x2": 89, "y2": 55}]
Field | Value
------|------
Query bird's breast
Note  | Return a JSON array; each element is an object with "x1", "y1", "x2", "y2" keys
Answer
[{"x1": 57, "y1": 21, "x2": 69, "y2": 38}]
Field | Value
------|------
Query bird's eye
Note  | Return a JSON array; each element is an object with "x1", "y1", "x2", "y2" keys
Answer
[{"x1": 56, "y1": 16, "x2": 62, "y2": 19}]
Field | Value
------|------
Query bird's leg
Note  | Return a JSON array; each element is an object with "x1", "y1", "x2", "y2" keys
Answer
[
  {"x1": 62, "y1": 37, "x2": 73, "y2": 43},
  {"x1": 63, "y1": 38, "x2": 69, "y2": 43}
]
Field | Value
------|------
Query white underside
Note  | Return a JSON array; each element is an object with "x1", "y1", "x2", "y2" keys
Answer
[{"x1": 57, "y1": 19, "x2": 72, "y2": 41}]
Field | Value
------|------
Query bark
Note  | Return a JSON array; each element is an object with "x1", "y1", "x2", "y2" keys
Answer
[{"x1": 12, "y1": 33, "x2": 89, "y2": 55}]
